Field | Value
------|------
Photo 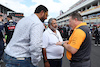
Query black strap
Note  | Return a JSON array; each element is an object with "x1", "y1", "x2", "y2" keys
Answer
[{"x1": 70, "y1": 58, "x2": 90, "y2": 63}]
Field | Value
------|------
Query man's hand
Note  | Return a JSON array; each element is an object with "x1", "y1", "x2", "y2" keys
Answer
[
  {"x1": 64, "y1": 41, "x2": 69, "y2": 44},
  {"x1": 56, "y1": 42, "x2": 62, "y2": 46},
  {"x1": 56, "y1": 41, "x2": 69, "y2": 46},
  {"x1": 3, "y1": 38, "x2": 6, "y2": 43},
  {"x1": 44, "y1": 61, "x2": 50, "y2": 67}
]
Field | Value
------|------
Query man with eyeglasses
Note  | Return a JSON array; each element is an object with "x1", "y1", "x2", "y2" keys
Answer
[
  {"x1": 4, "y1": 5, "x2": 48, "y2": 67},
  {"x1": 42, "y1": 18, "x2": 64, "y2": 67}
]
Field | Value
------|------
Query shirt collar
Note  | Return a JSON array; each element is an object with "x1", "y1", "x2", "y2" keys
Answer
[
  {"x1": 48, "y1": 28, "x2": 57, "y2": 34},
  {"x1": 32, "y1": 14, "x2": 42, "y2": 23},
  {"x1": 32, "y1": 14, "x2": 45, "y2": 29},
  {"x1": 74, "y1": 22, "x2": 87, "y2": 30}
]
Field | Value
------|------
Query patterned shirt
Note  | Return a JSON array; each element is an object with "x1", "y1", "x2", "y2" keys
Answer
[{"x1": 5, "y1": 14, "x2": 45, "y2": 66}]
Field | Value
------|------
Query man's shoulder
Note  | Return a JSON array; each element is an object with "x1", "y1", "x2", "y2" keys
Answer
[
  {"x1": 74, "y1": 29, "x2": 85, "y2": 35},
  {"x1": 17, "y1": 15, "x2": 42, "y2": 27},
  {"x1": 18, "y1": 16, "x2": 34, "y2": 24}
]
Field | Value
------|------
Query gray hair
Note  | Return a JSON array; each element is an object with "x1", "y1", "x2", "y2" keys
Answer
[{"x1": 48, "y1": 18, "x2": 56, "y2": 24}]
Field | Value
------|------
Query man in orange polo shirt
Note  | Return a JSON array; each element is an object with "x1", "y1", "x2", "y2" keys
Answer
[{"x1": 56, "y1": 12, "x2": 92, "y2": 67}]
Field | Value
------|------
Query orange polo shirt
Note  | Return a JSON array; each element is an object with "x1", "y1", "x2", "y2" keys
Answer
[{"x1": 67, "y1": 22, "x2": 87, "y2": 60}]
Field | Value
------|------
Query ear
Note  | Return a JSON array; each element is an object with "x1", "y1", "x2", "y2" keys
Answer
[
  {"x1": 74, "y1": 18, "x2": 78, "y2": 21},
  {"x1": 40, "y1": 10, "x2": 44, "y2": 16}
]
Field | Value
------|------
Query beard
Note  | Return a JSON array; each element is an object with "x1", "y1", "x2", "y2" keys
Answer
[
  {"x1": 40, "y1": 18, "x2": 45, "y2": 22},
  {"x1": 40, "y1": 15, "x2": 45, "y2": 22},
  {"x1": 50, "y1": 25, "x2": 58, "y2": 31}
]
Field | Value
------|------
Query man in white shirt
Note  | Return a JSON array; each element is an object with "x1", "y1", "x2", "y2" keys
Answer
[
  {"x1": 4, "y1": 5, "x2": 48, "y2": 67},
  {"x1": 42, "y1": 18, "x2": 64, "y2": 67}
]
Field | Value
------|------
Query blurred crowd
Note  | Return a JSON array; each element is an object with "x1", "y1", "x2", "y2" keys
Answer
[{"x1": 0, "y1": 14, "x2": 17, "y2": 63}]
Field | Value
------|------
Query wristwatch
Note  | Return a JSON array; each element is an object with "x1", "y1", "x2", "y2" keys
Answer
[
  {"x1": 62, "y1": 42, "x2": 65, "y2": 46},
  {"x1": 44, "y1": 60, "x2": 48, "y2": 63}
]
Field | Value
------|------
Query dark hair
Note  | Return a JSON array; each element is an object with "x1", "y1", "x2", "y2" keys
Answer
[
  {"x1": 34, "y1": 5, "x2": 48, "y2": 13},
  {"x1": 7, "y1": 15, "x2": 12, "y2": 19},
  {"x1": 0, "y1": 15, "x2": 3, "y2": 17},
  {"x1": 48, "y1": 18, "x2": 56, "y2": 24},
  {"x1": 70, "y1": 12, "x2": 83, "y2": 21}
]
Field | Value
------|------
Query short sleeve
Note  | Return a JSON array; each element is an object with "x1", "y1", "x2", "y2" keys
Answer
[{"x1": 70, "y1": 29, "x2": 86, "y2": 49}]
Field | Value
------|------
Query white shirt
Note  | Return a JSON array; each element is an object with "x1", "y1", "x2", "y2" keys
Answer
[
  {"x1": 42, "y1": 28, "x2": 64, "y2": 59},
  {"x1": 5, "y1": 14, "x2": 45, "y2": 66}
]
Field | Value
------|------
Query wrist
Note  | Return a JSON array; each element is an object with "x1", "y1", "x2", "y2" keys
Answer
[
  {"x1": 62, "y1": 42, "x2": 65, "y2": 46},
  {"x1": 44, "y1": 60, "x2": 48, "y2": 63}
]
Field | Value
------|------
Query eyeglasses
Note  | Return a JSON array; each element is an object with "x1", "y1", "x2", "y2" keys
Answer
[
  {"x1": 51, "y1": 23, "x2": 57, "y2": 25},
  {"x1": 45, "y1": 13, "x2": 49, "y2": 17},
  {"x1": 44, "y1": 12, "x2": 49, "y2": 17}
]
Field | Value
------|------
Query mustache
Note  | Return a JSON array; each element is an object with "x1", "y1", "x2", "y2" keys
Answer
[{"x1": 54, "y1": 26, "x2": 58, "y2": 28}]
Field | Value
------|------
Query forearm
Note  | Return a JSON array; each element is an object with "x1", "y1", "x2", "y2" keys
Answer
[
  {"x1": 63, "y1": 43, "x2": 78, "y2": 54},
  {"x1": 56, "y1": 41, "x2": 78, "y2": 54},
  {"x1": 42, "y1": 48, "x2": 48, "y2": 62}
]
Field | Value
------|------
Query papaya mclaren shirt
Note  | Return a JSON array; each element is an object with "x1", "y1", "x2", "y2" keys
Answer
[{"x1": 67, "y1": 22, "x2": 91, "y2": 62}]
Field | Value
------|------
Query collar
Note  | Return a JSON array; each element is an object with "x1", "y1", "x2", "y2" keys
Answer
[
  {"x1": 47, "y1": 28, "x2": 57, "y2": 34},
  {"x1": 32, "y1": 14, "x2": 45, "y2": 29},
  {"x1": 74, "y1": 22, "x2": 87, "y2": 30}
]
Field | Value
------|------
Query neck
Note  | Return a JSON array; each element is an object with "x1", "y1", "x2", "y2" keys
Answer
[
  {"x1": 51, "y1": 29, "x2": 56, "y2": 33},
  {"x1": 35, "y1": 13, "x2": 41, "y2": 19},
  {"x1": 53, "y1": 31, "x2": 56, "y2": 33},
  {"x1": 73, "y1": 21, "x2": 82, "y2": 29}
]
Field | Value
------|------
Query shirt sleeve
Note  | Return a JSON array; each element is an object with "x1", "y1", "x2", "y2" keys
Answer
[
  {"x1": 42, "y1": 31, "x2": 49, "y2": 48},
  {"x1": 29, "y1": 23, "x2": 44, "y2": 66},
  {"x1": 70, "y1": 29, "x2": 86, "y2": 49}
]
